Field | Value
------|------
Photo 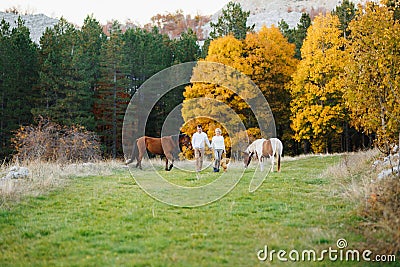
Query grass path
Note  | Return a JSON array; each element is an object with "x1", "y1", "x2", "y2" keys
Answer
[{"x1": 0, "y1": 156, "x2": 386, "y2": 266}]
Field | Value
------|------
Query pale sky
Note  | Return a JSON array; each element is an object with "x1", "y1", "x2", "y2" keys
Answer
[{"x1": 0, "y1": 0, "x2": 229, "y2": 26}]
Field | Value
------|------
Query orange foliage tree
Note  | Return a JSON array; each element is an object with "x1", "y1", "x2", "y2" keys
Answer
[{"x1": 147, "y1": 10, "x2": 210, "y2": 40}]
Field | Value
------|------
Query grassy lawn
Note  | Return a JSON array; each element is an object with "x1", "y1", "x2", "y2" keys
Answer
[{"x1": 0, "y1": 155, "x2": 394, "y2": 266}]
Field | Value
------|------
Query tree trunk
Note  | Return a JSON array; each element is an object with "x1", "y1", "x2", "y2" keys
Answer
[{"x1": 112, "y1": 65, "x2": 117, "y2": 159}]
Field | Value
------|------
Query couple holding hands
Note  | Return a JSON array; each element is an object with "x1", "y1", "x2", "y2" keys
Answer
[{"x1": 191, "y1": 124, "x2": 226, "y2": 173}]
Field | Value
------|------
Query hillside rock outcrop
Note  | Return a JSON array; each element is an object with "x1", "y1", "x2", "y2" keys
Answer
[{"x1": 0, "y1": 11, "x2": 58, "y2": 44}]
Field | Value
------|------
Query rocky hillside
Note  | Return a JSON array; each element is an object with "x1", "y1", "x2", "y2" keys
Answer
[
  {"x1": 0, "y1": 11, "x2": 58, "y2": 44},
  {"x1": 1, "y1": 0, "x2": 379, "y2": 44},
  {"x1": 203, "y1": 0, "x2": 378, "y2": 36}
]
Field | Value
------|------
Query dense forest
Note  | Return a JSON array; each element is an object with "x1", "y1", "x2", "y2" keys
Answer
[{"x1": 0, "y1": 0, "x2": 399, "y2": 161}]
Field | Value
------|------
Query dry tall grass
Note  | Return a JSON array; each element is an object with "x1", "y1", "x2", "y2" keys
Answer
[
  {"x1": 323, "y1": 149, "x2": 379, "y2": 201},
  {"x1": 322, "y1": 149, "x2": 400, "y2": 255},
  {"x1": 0, "y1": 160, "x2": 124, "y2": 209}
]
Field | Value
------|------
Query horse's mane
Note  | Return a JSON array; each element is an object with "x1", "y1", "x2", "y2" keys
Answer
[
  {"x1": 246, "y1": 138, "x2": 265, "y2": 153},
  {"x1": 170, "y1": 134, "x2": 179, "y2": 143},
  {"x1": 169, "y1": 134, "x2": 188, "y2": 152},
  {"x1": 170, "y1": 134, "x2": 186, "y2": 142}
]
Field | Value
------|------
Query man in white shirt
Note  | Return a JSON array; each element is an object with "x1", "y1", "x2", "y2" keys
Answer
[{"x1": 192, "y1": 124, "x2": 211, "y2": 172}]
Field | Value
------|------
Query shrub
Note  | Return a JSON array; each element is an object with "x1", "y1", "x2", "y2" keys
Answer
[
  {"x1": 324, "y1": 150, "x2": 400, "y2": 255},
  {"x1": 12, "y1": 117, "x2": 101, "y2": 163},
  {"x1": 363, "y1": 175, "x2": 400, "y2": 255}
]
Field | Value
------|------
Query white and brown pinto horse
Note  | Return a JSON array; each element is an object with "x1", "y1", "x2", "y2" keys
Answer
[{"x1": 243, "y1": 138, "x2": 283, "y2": 172}]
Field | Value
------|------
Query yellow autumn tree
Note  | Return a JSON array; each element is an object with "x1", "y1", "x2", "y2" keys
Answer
[
  {"x1": 242, "y1": 26, "x2": 298, "y2": 147},
  {"x1": 181, "y1": 36, "x2": 247, "y2": 158},
  {"x1": 289, "y1": 13, "x2": 347, "y2": 153},
  {"x1": 342, "y1": 2, "x2": 400, "y2": 153},
  {"x1": 182, "y1": 27, "x2": 298, "y2": 156}
]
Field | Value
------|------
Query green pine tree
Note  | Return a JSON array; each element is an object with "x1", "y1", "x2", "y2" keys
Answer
[
  {"x1": 96, "y1": 21, "x2": 130, "y2": 158},
  {"x1": 209, "y1": 1, "x2": 254, "y2": 40},
  {"x1": 34, "y1": 18, "x2": 96, "y2": 130},
  {"x1": 0, "y1": 17, "x2": 39, "y2": 160},
  {"x1": 279, "y1": 13, "x2": 311, "y2": 59},
  {"x1": 122, "y1": 27, "x2": 173, "y2": 137},
  {"x1": 74, "y1": 15, "x2": 107, "y2": 130},
  {"x1": 331, "y1": 0, "x2": 357, "y2": 39},
  {"x1": 202, "y1": 1, "x2": 255, "y2": 57},
  {"x1": 172, "y1": 28, "x2": 200, "y2": 64}
]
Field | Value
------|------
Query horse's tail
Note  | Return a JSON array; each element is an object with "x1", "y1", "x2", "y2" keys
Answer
[
  {"x1": 247, "y1": 152, "x2": 254, "y2": 166},
  {"x1": 277, "y1": 152, "x2": 281, "y2": 172},
  {"x1": 125, "y1": 139, "x2": 138, "y2": 164},
  {"x1": 277, "y1": 139, "x2": 283, "y2": 172}
]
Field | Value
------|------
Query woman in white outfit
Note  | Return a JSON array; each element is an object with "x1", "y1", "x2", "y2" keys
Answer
[{"x1": 211, "y1": 128, "x2": 226, "y2": 172}]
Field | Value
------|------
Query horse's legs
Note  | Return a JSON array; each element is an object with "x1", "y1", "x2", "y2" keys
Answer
[
  {"x1": 270, "y1": 153, "x2": 275, "y2": 172},
  {"x1": 135, "y1": 138, "x2": 146, "y2": 170},
  {"x1": 165, "y1": 158, "x2": 169, "y2": 171},
  {"x1": 136, "y1": 153, "x2": 143, "y2": 169},
  {"x1": 259, "y1": 157, "x2": 264, "y2": 171},
  {"x1": 168, "y1": 158, "x2": 174, "y2": 171},
  {"x1": 165, "y1": 152, "x2": 174, "y2": 171},
  {"x1": 136, "y1": 157, "x2": 142, "y2": 169}
]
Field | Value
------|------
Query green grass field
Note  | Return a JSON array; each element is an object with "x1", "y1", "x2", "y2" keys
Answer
[{"x1": 0, "y1": 155, "x2": 395, "y2": 266}]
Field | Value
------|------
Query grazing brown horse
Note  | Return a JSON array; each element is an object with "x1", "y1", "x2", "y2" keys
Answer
[{"x1": 125, "y1": 134, "x2": 191, "y2": 171}]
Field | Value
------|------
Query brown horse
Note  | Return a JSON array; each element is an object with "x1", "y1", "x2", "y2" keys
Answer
[{"x1": 125, "y1": 134, "x2": 191, "y2": 171}]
